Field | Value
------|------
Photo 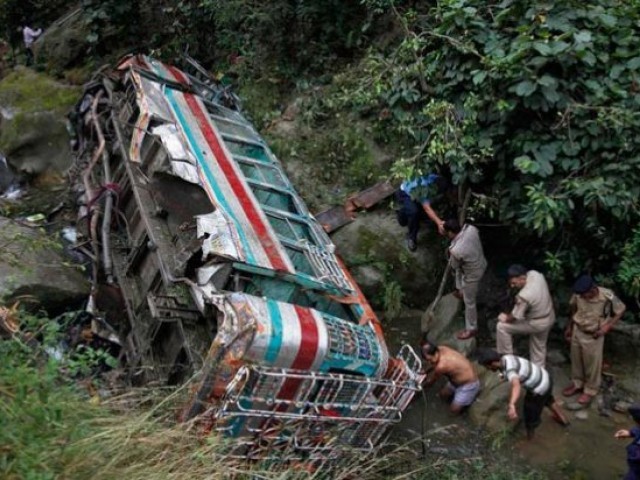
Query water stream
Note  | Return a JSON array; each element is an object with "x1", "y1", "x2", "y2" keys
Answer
[
  {"x1": 385, "y1": 312, "x2": 637, "y2": 479},
  {"x1": 0, "y1": 153, "x2": 24, "y2": 200}
]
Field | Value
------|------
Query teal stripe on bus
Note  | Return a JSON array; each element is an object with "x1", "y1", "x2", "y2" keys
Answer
[
  {"x1": 265, "y1": 299, "x2": 284, "y2": 363},
  {"x1": 148, "y1": 61, "x2": 257, "y2": 265}
]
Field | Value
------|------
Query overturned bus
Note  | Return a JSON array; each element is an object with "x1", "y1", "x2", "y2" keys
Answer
[{"x1": 69, "y1": 54, "x2": 424, "y2": 461}]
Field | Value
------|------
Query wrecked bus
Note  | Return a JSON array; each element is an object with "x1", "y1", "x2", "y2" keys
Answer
[{"x1": 70, "y1": 54, "x2": 424, "y2": 460}]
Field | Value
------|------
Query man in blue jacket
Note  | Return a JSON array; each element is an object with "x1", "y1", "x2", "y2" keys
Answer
[{"x1": 395, "y1": 173, "x2": 448, "y2": 251}]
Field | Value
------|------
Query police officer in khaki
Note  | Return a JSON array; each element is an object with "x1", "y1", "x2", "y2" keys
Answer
[
  {"x1": 443, "y1": 219, "x2": 487, "y2": 340},
  {"x1": 497, "y1": 264, "x2": 555, "y2": 367},
  {"x1": 562, "y1": 274, "x2": 626, "y2": 405}
]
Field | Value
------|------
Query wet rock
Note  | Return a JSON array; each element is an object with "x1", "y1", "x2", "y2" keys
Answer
[
  {"x1": 575, "y1": 410, "x2": 589, "y2": 420},
  {"x1": 352, "y1": 264, "x2": 385, "y2": 292},
  {"x1": 614, "y1": 401, "x2": 634, "y2": 413},
  {"x1": 565, "y1": 401, "x2": 585, "y2": 411},
  {"x1": 468, "y1": 366, "x2": 518, "y2": 433},
  {"x1": 0, "y1": 216, "x2": 90, "y2": 313},
  {"x1": 420, "y1": 292, "x2": 477, "y2": 356},
  {"x1": 0, "y1": 154, "x2": 21, "y2": 197},
  {"x1": 607, "y1": 322, "x2": 640, "y2": 358}
]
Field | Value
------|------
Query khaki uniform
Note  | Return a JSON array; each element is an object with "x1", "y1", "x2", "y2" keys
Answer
[
  {"x1": 497, "y1": 270, "x2": 555, "y2": 367},
  {"x1": 449, "y1": 224, "x2": 487, "y2": 331},
  {"x1": 569, "y1": 287, "x2": 625, "y2": 395}
]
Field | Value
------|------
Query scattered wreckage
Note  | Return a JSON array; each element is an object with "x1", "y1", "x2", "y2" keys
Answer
[{"x1": 69, "y1": 54, "x2": 424, "y2": 462}]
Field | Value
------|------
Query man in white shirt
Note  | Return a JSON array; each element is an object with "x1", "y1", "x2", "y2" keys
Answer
[
  {"x1": 21, "y1": 25, "x2": 42, "y2": 66},
  {"x1": 478, "y1": 348, "x2": 569, "y2": 439}
]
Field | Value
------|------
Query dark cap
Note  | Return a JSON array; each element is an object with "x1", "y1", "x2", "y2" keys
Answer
[
  {"x1": 629, "y1": 404, "x2": 640, "y2": 423},
  {"x1": 573, "y1": 274, "x2": 595, "y2": 294},
  {"x1": 507, "y1": 264, "x2": 527, "y2": 278}
]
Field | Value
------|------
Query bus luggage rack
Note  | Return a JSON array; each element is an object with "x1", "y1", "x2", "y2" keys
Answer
[{"x1": 213, "y1": 345, "x2": 423, "y2": 458}]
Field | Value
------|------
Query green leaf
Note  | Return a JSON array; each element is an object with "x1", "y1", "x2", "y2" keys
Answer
[
  {"x1": 537, "y1": 75, "x2": 558, "y2": 88},
  {"x1": 598, "y1": 13, "x2": 617, "y2": 28},
  {"x1": 627, "y1": 57, "x2": 640, "y2": 70},
  {"x1": 472, "y1": 70, "x2": 488, "y2": 85},
  {"x1": 574, "y1": 30, "x2": 593, "y2": 43},
  {"x1": 514, "y1": 155, "x2": 535, "y2": 173},
  {"x1": 541, "y1": 86, "x2": 560, "y2": 103},
  {"x1": 581, "y1": 51, "x2": 597, "y2": 66},
  {"x1": 610, "y1": 64, "x2": 625, "y2": 79},
  {"x1": 533, "y1": 42, "x2": 552, "y2": 56},
  {"x1": 514, "y1": 80, "x2": 536, "y2": 97},
  {"x1": 549, "y1": 41, "x2": 570, "y2": 55},
  {"x1": 546, "y1": 215, "x2": 555, "y2": 231}
]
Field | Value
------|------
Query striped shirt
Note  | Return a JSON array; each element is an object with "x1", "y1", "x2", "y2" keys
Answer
[{"x1": 500, "y1": 355, "x2": 550, "y2": 396}]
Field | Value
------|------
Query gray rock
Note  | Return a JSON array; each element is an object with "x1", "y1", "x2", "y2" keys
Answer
[
  {"x1": 420, "y1": 293, "x2": 477, "y2": 356},
  {"x1": 607, "y1": 322, "x2": 640, "y2": 359},
  {"x1": 0, "y1": 68, "x2": 79, "y2": 176},
  {"x1": 0, "y1": 216, "x2": 90, "y2": 312},
  {"x1": 331, "y1": 211, "x2": 443, "y2": 310},
  {"x1": 565, "y1": 401, "x2": 585, "y2": 411},
  {"x1": 468, "y1": 366, "x2": 518, "y2": 433},
  {"x1": 352, "y1": 265, "x2": 385, "y2": 290},
  {"x1": 613, "y1": 401, "x2": 634, "y2": 413},
  {"x1": 575, "y1": 410, "x2": 589, "y2": 420}
]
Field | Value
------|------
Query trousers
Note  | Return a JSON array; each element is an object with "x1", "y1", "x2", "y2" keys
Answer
[
  {"x1": 496, "y1": 315, "x2": 554, "y2": 367},
  {"x1": 460, "y1": 279, "x2": 481, "y2": 331},
  {"x1": 395, "y1": 190, "x2": 429, "y2": 242},
  {"x1": 570, "y1": 328, "x2": 604, "y2": 396}
]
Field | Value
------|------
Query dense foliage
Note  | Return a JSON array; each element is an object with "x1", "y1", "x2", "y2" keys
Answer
[
  {"x1": 2, "y1": 0, "x2": 638, "y2": 298},
  {"x1": 317, "y1": 0, "x2": 640, "y2": 291}
]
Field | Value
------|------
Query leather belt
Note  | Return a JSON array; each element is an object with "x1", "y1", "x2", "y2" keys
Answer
[{"x1": 576, "y1": 324, "x2": 599, "y2": 334}]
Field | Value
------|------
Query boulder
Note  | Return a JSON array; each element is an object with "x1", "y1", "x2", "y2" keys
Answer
[
  {"x1": 420, "y1": 292, "x2": 476, "y2": 356},
  {"x1": 330, "y1": 209, "x2": 444, "y2": 310},
  {"x1": 0, "y1": 67, "x2": 79, "y2": 175},
  {"x1": 468, "y1": 365, "x2": 518, "y2": 432},
  {"x1": 0, "y1": 216, "x2": 90, "y2": 313},
  {"x1": 607, "y1": 321, "x2": 640, "y2": 357}
]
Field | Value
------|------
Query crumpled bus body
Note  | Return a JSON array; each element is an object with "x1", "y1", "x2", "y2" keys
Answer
[{"x1": 70, "y1": 54, "x2": 424, "y2": 460}]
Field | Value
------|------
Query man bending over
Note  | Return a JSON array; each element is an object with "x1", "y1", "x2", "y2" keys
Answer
[
  {"x1": 420, "y1": 336, "x2": 480, "y2": 414},
  {"x1": 477, "y1": 348, "x2": 569, "y2": 439}
]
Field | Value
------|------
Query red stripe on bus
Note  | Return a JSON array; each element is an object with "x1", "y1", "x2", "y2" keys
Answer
[
  {"x1": 166, "y1": 65, "x2": 290, "y2": 273},
  {"x1": 278, "y1": 306, "x2": 320, "y2": 401}
]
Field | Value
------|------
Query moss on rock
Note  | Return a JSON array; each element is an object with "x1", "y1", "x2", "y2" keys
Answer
[
  {"x1": 0, "y1": 67, "x2": 80, "y2": 174},
  {"x1": 0, "y1": 68, "x2": 79, "y2": 114}
]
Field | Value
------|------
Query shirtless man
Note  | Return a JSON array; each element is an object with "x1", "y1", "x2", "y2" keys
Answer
[{"x1": 420, "y1": 336, "x2": 480, "y2": 413}]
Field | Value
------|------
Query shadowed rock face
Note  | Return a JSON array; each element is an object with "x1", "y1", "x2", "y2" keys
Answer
[
  {"x1": 33, "y1": 9, "x2": 90, "y2": 71},
  {"x1": 0, "y1": 216, "x2": 90, "y2": 314},
  {"x1": 330, "y1": 209, "x2": 443, "y2": 311}
]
